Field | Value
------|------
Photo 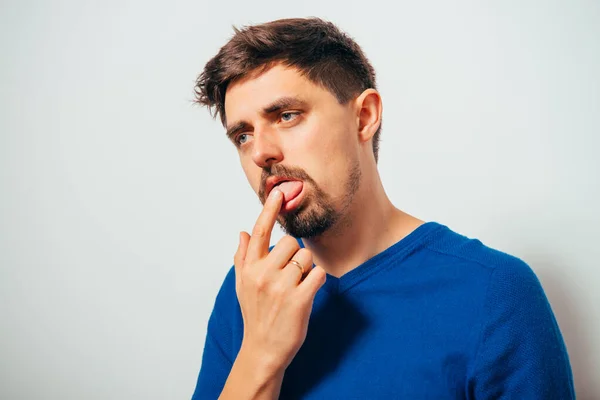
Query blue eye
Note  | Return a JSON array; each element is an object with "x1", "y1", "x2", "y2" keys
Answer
[
  {"x1": 237, "y1": 134, "x2": 248, "y2": 145},
  {"x1": 281, "y1": 112, "x2": 299, "y2": 122}
]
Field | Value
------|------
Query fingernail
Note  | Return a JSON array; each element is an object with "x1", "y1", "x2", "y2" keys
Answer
[{"x1": 271, "y1": 188, "x2": 282, "y2": 200}]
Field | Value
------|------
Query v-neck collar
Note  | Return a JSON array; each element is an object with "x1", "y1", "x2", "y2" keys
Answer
[{"x1": 296, "y1": 222, "x2": 444, "y2": 294}]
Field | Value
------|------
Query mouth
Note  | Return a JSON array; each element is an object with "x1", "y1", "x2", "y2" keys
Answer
[{"x1": 267, "y1": 179, "x2": 305, "y2": 213}]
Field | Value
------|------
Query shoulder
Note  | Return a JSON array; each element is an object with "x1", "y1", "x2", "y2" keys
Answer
[
  {"x1": 422, "y1": 224, "x2": 559, "y2": 345},
  {"x1": 423, "y1": 222, "x2": 535, "y2": 280},
  {"x1": 419, "y1": 222, "x2": 547, "y2": 319}
]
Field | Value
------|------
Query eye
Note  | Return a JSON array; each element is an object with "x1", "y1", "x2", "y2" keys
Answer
[
  {"x1": 280, "y1": 111, "x2": 300, "y2": 122},
  {"x1": 236, "y1": 133, "x2": 250, "y2": 146}
]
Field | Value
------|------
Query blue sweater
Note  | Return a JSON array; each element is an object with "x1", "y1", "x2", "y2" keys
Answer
[{"x1": 192, "y1": 222, "x2": 574, "y2": 399}]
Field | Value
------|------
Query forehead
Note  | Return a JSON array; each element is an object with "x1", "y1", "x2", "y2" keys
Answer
[{"x1": 224, "y1": 64, "x2": 333, "y2": 121}]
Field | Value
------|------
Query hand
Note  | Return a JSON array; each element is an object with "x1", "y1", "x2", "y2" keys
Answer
[{"x1": 233, "y1": 188, "x2": 327, "y2": 374}]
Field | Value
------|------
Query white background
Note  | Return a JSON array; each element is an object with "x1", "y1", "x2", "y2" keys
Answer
[{"x1": 1, "y1": 0, "x2": 598, "y2": 398}]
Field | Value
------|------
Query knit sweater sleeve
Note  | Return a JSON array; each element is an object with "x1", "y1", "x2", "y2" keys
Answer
[
  {"x1": 191, "y1": 266, "x2": 237, "y2": 400},
  {"x1": 467, "y1": 259, "x2": 575, "y2": 399}
]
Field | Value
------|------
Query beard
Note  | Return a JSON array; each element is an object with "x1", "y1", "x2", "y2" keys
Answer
[{"x1": 259, "y1": 161, "x2": 361, "y2": 238}]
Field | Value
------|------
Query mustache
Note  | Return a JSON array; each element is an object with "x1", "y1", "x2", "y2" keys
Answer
[{"x1": 258, "y1": 165, "x2": 314, "y2": 201}]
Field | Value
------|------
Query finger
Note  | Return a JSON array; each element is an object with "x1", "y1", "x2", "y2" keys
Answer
[
  {"x1": 279, "y1": 248, "x2": 313, "y2": 287},
  {"x1": 265, "y1": 236, "x2": 300, "y2": 271},
  {"x1": 245, "y1": 189, "x2": 283, "y2": 262},
  {"x1": 233, "y1": 231, "x2": 251, "y2": 268},
  {"x1": 296, "y1": 265, "x2": 327, "y2": 301},
  {"x1": 233, "y1": 231, "x2": 251, "y2": 286}
]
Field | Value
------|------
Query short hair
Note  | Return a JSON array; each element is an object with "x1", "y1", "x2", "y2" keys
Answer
[{"x1": 194, "y1": 17, "x2": 382, "y2": 162}]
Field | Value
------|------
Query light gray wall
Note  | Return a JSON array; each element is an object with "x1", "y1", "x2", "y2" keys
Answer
[{"x1": 1, "y1": 0, "x2": 598, "y2": 398}]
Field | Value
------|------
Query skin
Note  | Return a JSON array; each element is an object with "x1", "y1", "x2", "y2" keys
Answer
[
  {"x1": 216, "y1": 62, "x2": 425, "y2": 399},
  {"x1": 224, "y1": 63, "x2": 424, "y2": 278}
]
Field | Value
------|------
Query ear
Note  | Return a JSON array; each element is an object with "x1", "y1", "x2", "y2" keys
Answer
[{"x1": 355, "y1": 89, "x2": 382, "y2": 143}]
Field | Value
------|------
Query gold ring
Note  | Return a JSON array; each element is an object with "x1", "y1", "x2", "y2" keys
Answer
[{"x1": 287, "y1": 259, "x2": 305, "y2": 275}]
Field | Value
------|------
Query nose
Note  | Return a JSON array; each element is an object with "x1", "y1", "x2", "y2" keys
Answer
[{"x1": 251, "y1": 128, "x2": 283, "y2": 168}]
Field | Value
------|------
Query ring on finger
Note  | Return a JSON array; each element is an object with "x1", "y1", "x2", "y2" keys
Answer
[{"x1": 287, "y1": 259, "x2": 305, "y2": 275}]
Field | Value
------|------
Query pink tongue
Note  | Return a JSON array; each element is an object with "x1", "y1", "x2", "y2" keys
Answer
[{"x1": 276, "y1": 181, "x2": 303, "y2": 202}]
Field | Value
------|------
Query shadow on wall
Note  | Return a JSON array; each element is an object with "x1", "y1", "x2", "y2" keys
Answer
[{"x1": 527, "y1": 255, "x2": 596, "y2": 400}]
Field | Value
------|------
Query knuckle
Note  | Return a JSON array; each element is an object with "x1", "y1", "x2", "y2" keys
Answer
[
  {"x1": 281, "y1": 235, "x2": 300, "y2": 250},
  {"x1": 297, "y1": 248, "x2": 313, "y2": 263},
  {"x1": 252, "y1": 225, "x2": 267, "y2": 238},
  {"x1": 240, "y1": 266, "x2": 253, "y2": 281},
  {"x1": 270, "y1": 282, "x2": 286, "y2": 297},
  {"x1": 253, "y1": 273, "x2": 269, "y2": 291}
]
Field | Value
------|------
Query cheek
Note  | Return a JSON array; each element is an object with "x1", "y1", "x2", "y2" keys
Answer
[
  {"x1": 309, "y1": 114, "x2": 356, "y2": 163},
  {"x1": 303, "y1": 126, "x2": 356, "y2": 195},
  {"x1": 302, "y1": 115, "x2": 351, "y2": 154}
]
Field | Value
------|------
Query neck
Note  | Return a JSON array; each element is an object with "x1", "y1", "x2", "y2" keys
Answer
[{"x1": 301, "y1": 169, "x2": 424, "y2": 278}]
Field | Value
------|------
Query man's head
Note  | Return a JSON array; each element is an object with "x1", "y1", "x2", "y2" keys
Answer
[{"x1": 195, "y1": 18, "x2": 382, "y2": 238}]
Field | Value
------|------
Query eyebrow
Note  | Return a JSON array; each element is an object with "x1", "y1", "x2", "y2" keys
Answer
[
  {"x1": 262, "y1": 96, "x2": 308, "y2": 115},
  {"x1": 225, "y1": 121, "x2": 250, "y2": 142},
  {"x1": 225, "y1": 96, "x2": 309, "y2": 141}
]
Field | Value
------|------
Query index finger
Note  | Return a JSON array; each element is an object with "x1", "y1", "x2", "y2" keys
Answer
[{"x1": 245, "y1": 188, "x2": 283, "y2": 262}]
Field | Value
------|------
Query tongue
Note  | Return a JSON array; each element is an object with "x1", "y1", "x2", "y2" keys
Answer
[{"x1": 276, "y1": 181, "x2": 303, "y2": 202}]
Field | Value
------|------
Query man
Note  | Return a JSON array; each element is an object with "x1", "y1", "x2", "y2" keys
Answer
[{"x1": 191, "y1": 17, "x2": 574, "y2": 399}]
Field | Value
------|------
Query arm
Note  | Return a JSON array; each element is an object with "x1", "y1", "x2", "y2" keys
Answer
[
  {"x1": 217, "y1": 344, "x2": 285, "y2": 400},
  {"x1": 190, "y1": 269, "x2": 235, "y2": 400},
  {"x1": 192, "y1": 189, "x2": 325, "y2": 399},
  {"x1": 190, "y1": 269, "x2": 286, "y2": 400},
  {"x1": 467, "y1": 259, "x2": 575, "y2": 399}
]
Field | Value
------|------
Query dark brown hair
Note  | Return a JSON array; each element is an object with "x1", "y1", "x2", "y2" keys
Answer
[{"x1": 194, "y1": 17, "x2": 382, "y2": 162}]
